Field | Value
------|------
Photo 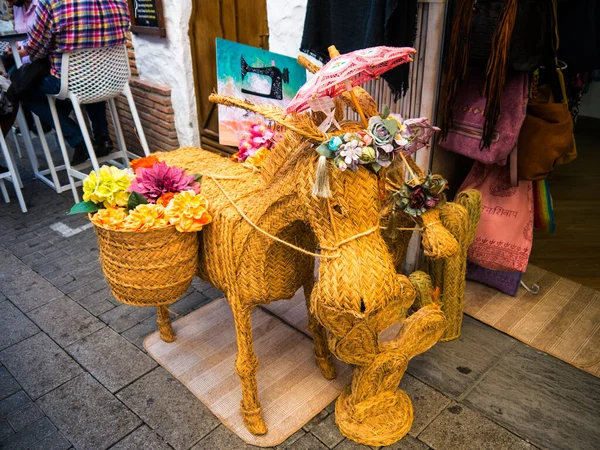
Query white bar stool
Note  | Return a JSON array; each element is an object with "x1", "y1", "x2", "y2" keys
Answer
[
  {"x1": 0, "y1": 132, "x2": 26, "y2": 212},
  {"x1": 48, "y1": 44, "x2": 150, "y2": 202}
]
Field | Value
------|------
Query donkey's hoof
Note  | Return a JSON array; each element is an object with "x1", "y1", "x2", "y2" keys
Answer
[
  {"x1": 242, "y1": 407, "x2": 268, "y2": 435},
  {"x1": 316, "y1": 355, "x2": 337, "y2": 380},
  {"x1": 335, "y1": 388, "x2": 413, "y2": 446}
]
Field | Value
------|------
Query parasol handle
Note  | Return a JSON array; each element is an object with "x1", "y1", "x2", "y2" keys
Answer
[{"x1": 328, "y1": 45, "x2": 369, "y2": 128}]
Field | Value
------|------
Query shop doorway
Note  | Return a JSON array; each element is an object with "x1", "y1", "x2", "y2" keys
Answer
[{"x1": 189, "y1": 0, "x2": 269, "y2": 154}]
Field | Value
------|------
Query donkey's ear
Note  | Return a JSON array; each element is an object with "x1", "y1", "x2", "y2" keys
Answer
[
  {"x1": 209, "y1": 93, "x2": 328, "y2": 143},
  {"x1": 297, "y1": 55, "x2": 321, "y2": 74}
]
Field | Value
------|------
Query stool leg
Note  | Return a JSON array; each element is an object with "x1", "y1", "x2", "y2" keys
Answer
[
  {"x1": 69, "y1": 95, "x2": 99, "y2": 173},
  {"x1": 0, "y1": 179, "x2": 8, "y2": 203},
  {"x1": 33, "y1": 114, "x2": 61, "y2": 193},
  {"x1": 156, "y1": 305, "x2": 175, "y2": 342},
  {"x1": 11, "y1": 128, "x2": 22, "y2": 158},
  {"x1": 107, "y1": 98, "x2": 130, "y2": 165},
  {"x1": 1, "y1": 134, "x2": 26, "y2": 213},
  {"x1": 6, "y1": 147, "x2": 22, "y2": 189},
  {"x1": 123, "y1": 84, "x2": 150, "y2": 156},
  {"x1": 48, "y1": 96, "x2": 80, "y2": 203}
]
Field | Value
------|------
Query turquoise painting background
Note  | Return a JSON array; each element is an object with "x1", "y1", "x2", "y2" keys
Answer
[{"x1": 216, "y1": 38, "x2": 306, "y2": 100}]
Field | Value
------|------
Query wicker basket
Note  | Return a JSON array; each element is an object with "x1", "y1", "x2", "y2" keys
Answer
[{"x1": 93, "y1": 223, "x2": 199, "y2": 342}]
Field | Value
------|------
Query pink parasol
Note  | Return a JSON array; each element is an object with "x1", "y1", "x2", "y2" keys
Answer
[{"x1": 286, "y1": 45, "x2": 416, "y2": 125}]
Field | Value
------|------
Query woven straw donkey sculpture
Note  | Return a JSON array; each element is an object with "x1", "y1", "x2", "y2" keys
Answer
[{"x1": 158, "y1": 94, "x2": 447, "y2": 445}]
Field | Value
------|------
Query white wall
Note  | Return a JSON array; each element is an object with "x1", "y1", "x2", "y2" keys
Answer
[
  {"x1": 267, "y1": 0, "x2": 308, "y2": 58},
  {"x1": 131, "y1": 0, "x2": 309, "y2": 148},
  {"x1": 579, "y1": 82, "x2": 600, "y2": 119},
  {"x1": 131, "y1": 0, "x2": 199, "y2": 147}
]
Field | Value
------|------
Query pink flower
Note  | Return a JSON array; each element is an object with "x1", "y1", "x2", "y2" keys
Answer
[{"x1": 128, "y1": 162, "x2": 200, "y2": 203}]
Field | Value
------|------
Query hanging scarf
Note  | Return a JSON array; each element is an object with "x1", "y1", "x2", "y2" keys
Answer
[{"x1": 300, "y1": 0, "x2": 418, "y2": 98}]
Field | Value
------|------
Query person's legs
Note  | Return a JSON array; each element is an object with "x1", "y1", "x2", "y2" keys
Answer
[
  {"x1": 21, "y1": 75, "x2": 84, "y2": 148},
  {"x1": 85, "y1": 101, "x2": 113, "y2": 155}
]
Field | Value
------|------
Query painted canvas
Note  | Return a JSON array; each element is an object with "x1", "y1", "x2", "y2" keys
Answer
[{"x1": 216, "y1": 38, "x2": 306, "y2": 146}]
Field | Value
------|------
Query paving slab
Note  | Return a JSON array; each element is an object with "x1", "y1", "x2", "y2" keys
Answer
[
  {"x1": 120, "y1": 314, "x2": 159, "y2": 350},
  {"x1": 0, "y1": 416, "x2": 57, "y2": 450},
  {"x1": 276, "y1": 430, "x2": 307, "y2": 449},
  {"x1": 0, "y1": 300, "x2": 39, "y2": 351},
  {"x1": 0, "y1": 251, "x2": 63, "y2": 312},
  {"x1": 0, "y1": 333, "x2": 82, "y2": 399},
  {"x1": 100, "y1": 303, "x2": 157, "y2": 333},
  {"x1": 0, "y1": 367, "x2": 20, "y2": 402},
  {"x1": 418, "y1": 403, "x2": 535, "y2": 450},
  {"x1": 27, "y1": 296, "x2": 104, "y2": 347},
  {"x1": 28, "y1": 432, "x2": 72, "y2": 450},
  {"x1": 0, "y1": 391, "x2": 32, "y2": 418},
  {"x1": 117, "y1": 367, "x2": 219, "y2": 450},
  {"x1": 334, "y1": 435, "x2": 429, "y2": 450},
  {"x1": 302, "y1": 409, "x2": 330, "y2": 432},
  {"x1": 110, "y1": 425, "x2": 172, "y2": 450},
  {"x1": 37, "y1": 373, "x2": 141, "y2": 450},
  {"x1": 191, "y1": 425, "x2": 272, "y2": 450},
  {"x1": 310, "y1": 413, "x2": 344, "y2": 448},
  {"x1": 464, "y1": 343, "x2": 600, "y2": 450},
  {"x1": 407, "y1": 316, "x2": 517, "y2": 398},
  {"x1": 0, "y1": 419, "x2": 12, "y2": 440},
  {"x1": 73, "y1": 287, "x2": 117, "y2": 317},
  {"x1": 287, "y1": 433, "x2": 328, "y2": 450},
  {"x1": 170, "y1": 290, "x2": 211, "y2": 316},
  {"x1": 65, "y1": 327, "x2": 156, "y2": 393},
  {"x1": 5, "y1": 403, "x2": 45, "y2": 431},
  {"x1": 400, "y1": 374, "x2": 450, "y2": 437}
]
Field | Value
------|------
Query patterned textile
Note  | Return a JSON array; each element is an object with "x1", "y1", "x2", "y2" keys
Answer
[{"x1": 24, "y1": 0, "x2": 130, "y2": 77}]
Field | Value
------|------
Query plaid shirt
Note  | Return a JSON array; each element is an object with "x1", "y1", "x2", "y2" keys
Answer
[{"x1": 25, "y1": 0, "x2": 130, "y2": 78}]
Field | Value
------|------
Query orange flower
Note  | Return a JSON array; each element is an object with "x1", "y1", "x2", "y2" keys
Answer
[
  {"x1": 130, "y1": 155, "x2": 159, "y2": 171},
  {"x1": 246, "y1": 147, "x2": 269, "y2": 167},
  {"x1": 122, "y1": 204, "x2": 169, "y2": 231},
  {"x1": 91, "y1": 207, "x2": 128, "y2": 230},
  {"x1": 165, "y1": 190, "x2": 212, "y2": 232},
  {"x1": 156, "y1": 192, "x2": 176, "y2": 207}
]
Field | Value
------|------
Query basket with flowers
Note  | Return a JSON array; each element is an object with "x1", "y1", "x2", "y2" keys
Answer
[{"x1": 70, "y1": 155, "x2": 212, "y2": 342}]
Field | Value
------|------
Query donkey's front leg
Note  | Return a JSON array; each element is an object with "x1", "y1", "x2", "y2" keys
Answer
[
  {"x1": 304, "y1": 276, "x2": 336, "y2": 379},
  {"x1": 231, "y1": 300, "x2": 268, "y2": 435}
]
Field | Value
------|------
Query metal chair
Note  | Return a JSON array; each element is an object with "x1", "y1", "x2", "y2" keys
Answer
[{"x1": 48, "y1": 44, "x2": 150, "y2": 202}]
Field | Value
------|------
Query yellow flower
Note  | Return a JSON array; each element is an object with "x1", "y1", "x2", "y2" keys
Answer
[
  {"x1": 246, "y1": 147, "x2": 269, "y2": 167},
  {"x1": 90, "y1": 207, "x2": 128, "y2": 230},
  {"x1": 82, "y1": 166, "x2": 132, "y2": 208},
  {"x1": 165, "y1": 190, "x2": 212, "y2": 232},
  {"x1": 122, "y1": 204, "x2": 169, "y2": 232}
]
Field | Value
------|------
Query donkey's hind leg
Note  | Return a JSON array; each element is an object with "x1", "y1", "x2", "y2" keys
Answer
[
  {"x1": 231, "y1": 300, "x2": 268, "y2": 435},
  {"x1": 304, "y1": 276, "x2": 336, "y2": 379}
]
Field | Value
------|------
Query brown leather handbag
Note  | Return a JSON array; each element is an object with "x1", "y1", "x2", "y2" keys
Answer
[{"x1": 517, "y1": 67, "x2": 576, "y2": 181}]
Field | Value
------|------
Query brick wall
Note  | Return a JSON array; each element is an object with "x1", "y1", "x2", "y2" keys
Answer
[{"x1": 108, "y1": 34, "x2": 179, "y2": 156}]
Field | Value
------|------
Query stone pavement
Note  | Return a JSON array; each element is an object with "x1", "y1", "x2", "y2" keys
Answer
[{"x1": 0, "y1": 148, "x2": 599, "y2": 450}]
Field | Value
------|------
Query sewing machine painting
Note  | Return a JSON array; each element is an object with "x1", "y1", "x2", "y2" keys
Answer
[{"x1": 216, "y1": 38, "x2": 306, "y2": 146}]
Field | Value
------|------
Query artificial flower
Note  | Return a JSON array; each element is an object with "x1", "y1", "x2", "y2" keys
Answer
[
  {"x1": 130, "y1": 155, "x2": 160, "y2": 171},
  {"x1": 359, "y1": 146, "x2": 376, "y2": 163},
  {"x1": 422, "y1": 174, "x2": 448, "y2": 196},
  {"x1": 165, "y1": 190, "x2": 212, "y2": 232},
  {"x1": 83, "y1": 166, "x2": 132, "y2": 208},
  {"x1": 122, "y1": 204, "x2": 169, "y2": 231},
  {"x1": 128, "y1": 161, "x2": 200, "y2": 204},
  {"x1": 156, "y1": 192, "x2": 176, "y2": 207},
  {"x1": 367, "y1": 116, "x2": 394, "y2": 147},
  {"x1": 246, "y1": 147, "x2": 269, "y2": 167},
  {"x1": 395, "y1": 174, "x2": 448, "y2": 217},
  {"x1": 328, "y1": 136, "x2": 343, "y2": 151},
  {"x1": 338, "y1": 139, "x2": 363, "y2": 171},
  {"x1": 90, "y1": 207, "x2": 128, "y2": 230}
]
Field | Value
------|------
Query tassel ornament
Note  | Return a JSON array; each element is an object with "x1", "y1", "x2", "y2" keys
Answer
[{"x1": 312, "y1": 155, "x2": 332, "y2": 198}]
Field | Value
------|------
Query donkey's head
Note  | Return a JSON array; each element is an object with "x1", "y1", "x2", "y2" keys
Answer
[{"x1": 296, "y1": 133, "x2": 414, "y2": 338}]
